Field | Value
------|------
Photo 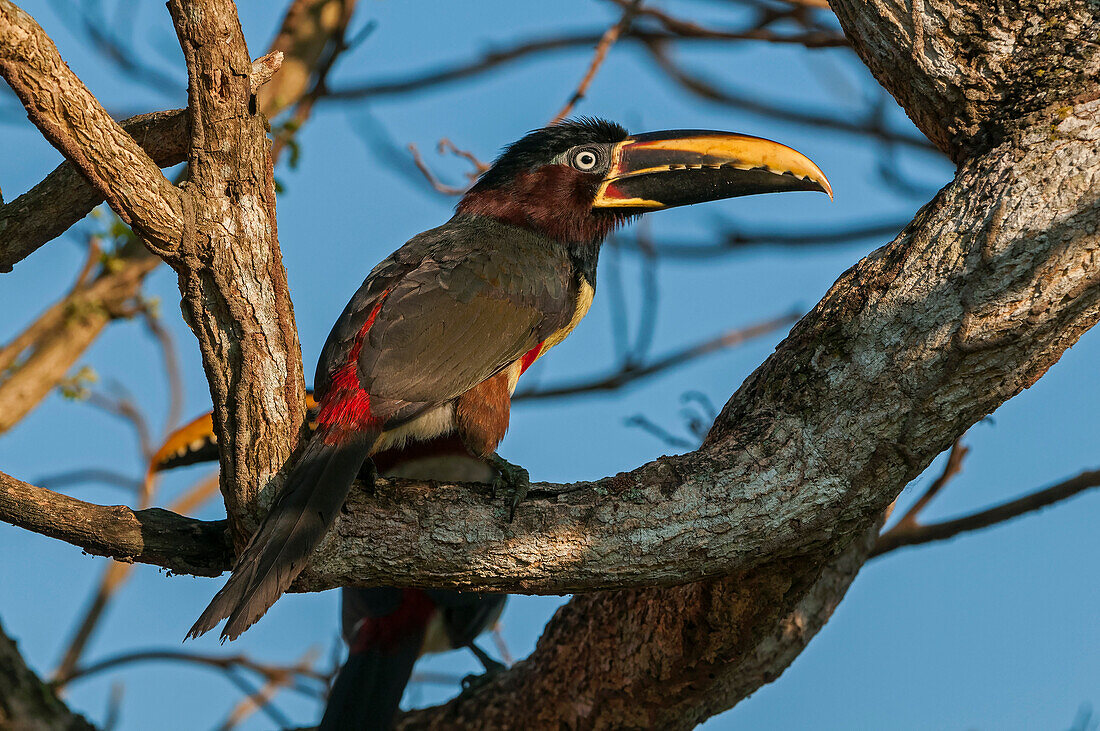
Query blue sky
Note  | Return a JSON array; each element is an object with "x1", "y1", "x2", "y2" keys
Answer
[{"x1": 1, "y1": 1, "x2": 1096, "y2": 729}]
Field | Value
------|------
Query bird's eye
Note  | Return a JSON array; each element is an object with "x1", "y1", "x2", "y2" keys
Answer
[{"x1": 572, "y1": 149, "x2": 599, "y2": 171}]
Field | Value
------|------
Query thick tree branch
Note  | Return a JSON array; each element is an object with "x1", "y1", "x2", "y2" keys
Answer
[
  {"x1": 0, "y1": 618, "x2": 97, "y2": 731},
  {"x1": 397, "y1": 522, "x2": 880, "y2": 730},
  {"x1": 6, "y1": 91, "x2": 1100, "y2": 591},
  {"x1": 0, "y1": 469, "x2": 230, "y2": 577},
  {"x1": 166, "y1": 0, "x2": 305, "y2": 537},
  {"x1": 0, "y1": 109, "x2": 188, "y2": 273},
  {"x1": 0, "y1": 1, "x2": 182, "y2": 254},
  {"x1": 829, "y1": 0, "x2": 1097, "y2": 162}
]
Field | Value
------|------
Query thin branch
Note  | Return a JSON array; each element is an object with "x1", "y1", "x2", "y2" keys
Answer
[
  {"x1": 404, "y1": 138, "x2": 491, "y2": 196},
  {"x1": 890, "y1": 438, "x2": 968, "y2": 531},
  {"x1": 0, "y1": 252, "x2": 160, "y2": 435},
  {"x1": 57, "y1": 647, "x2": 326, "y2": 689},
  {"x1": 550, "y1": 0, "x2": 644, "y2": 123},
  {"x1": 269, "y1": 6, "x2": 369, "y2": 165},
  {"x1": 0, "y1": 109, "x2": 188, "y2": 272},
  {"x1": 102, "y1": 682, "x2": 123, "y2": 731},
  {"x1": 640, "y1": 38, "x2": 938, "y2": 154},
  {"x1": 51, "y1": 473, "x2": 220, "y2": 685},
  {"x1": 406, "y1": 143, "x2": 472, "y2": 195},
  {"x1": 622, "y1": 218, "x2": 911, "y2": 259},
  {"x1": 514, "y1": 311, "x2": 798, "y2": 401},
  {"x1": 0, "y1": 1, "x2": 183, "y2": 254},
  {"x1": 142, "y1": 311, "x2": 184, "y2": 436},
  {"x1": 328, "y1": 26, "x2": 846, "y2": 102},
  {"x1": 85, "y1": 386, "x2": 154, "y2": 464},
  {"x1": 628, "y1": 220, "x2": 659, "y2": 364},
  {"x1": 214, "y1": 647, "x2": 320, "y2": 731},
  {"x1": 35, "y1": 469, "x2": 143, "y2": 493},
  {"x1": 258, "y1": 0, "x2": 361, "y2": 119},
  {"x1": 871, "y1": 469, "x2": 1100, "y2": 557},
  {"x1": 490, "y1": 626, "x2": 514, "y2": 666},
  {"x1": 625, "y1": 414, "x2": 698, "y2": 449},
  {"x1": 437, "y1": 139, "x2": 491, "y2": 174}
]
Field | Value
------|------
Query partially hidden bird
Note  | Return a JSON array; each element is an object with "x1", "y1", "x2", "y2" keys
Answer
[
  {"x1": 186, "y1": 118, "x2": 832, "y2": 642},
  {"x1": 319, "y1": 586, "x2": 506, "y2": 731},
  {"x1": 151, "y1": 400, "x2": 508, "y2": 729}
]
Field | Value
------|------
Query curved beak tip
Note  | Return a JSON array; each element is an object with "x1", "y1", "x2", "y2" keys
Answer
[{"x1": 593, "y1": 130, "x2": 834, "y2": 209}]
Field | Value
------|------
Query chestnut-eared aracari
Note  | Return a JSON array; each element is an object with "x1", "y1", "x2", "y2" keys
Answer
[
  {"x1": 186, "y1": 118, "x2": 831, "y2": 642},
  {"x1": 319, "y1": 587, "x2": 505, "y2": 730}
]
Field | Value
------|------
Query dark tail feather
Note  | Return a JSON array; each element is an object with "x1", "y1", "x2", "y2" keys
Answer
[
  {"x1": 319, "y1": 635, "x2": 422, "y2": 731},
  {"x1": 187, "y1": 432, "x2": 372, "y2": 641}
]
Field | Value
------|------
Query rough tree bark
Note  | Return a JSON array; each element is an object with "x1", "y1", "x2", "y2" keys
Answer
[
  {"x1": 0, "y1": 0, "x2": 1097, "y2": 727},
  {"x1": 163, "y1": 0, "x2": 305, "y2": 538},
  {"x1": 0, "y1": 0, "x2": 352, "y2": 439},
  {"x1": 0, "y1": 618, "x2": 96, "y2": 731},
  {"x1": 0, "y1": 0, "x2": 307, "y2": 543}
]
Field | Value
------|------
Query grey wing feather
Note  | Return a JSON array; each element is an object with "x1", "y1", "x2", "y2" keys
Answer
[{"x1": 348, "y1": 218, "x2": 576, "y2": 406}]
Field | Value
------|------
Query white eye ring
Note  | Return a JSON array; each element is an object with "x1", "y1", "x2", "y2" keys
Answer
[{"x1": 573, "y1": 149, "x2": 599, "y2": 170}]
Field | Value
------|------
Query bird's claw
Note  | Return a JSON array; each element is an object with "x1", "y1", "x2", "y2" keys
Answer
[
  {"x1": 460, "y1": 670, "x2": 494, "y2": 693},
  {"x1": 488, "y1": 453, "x2": 530, "y2": 523},
  {"x1": 358, "y1": 457, "x2": 378, "y2": 493},
  {"x1": 460, "y1": 650, "x2": 506, "y2": 693}
]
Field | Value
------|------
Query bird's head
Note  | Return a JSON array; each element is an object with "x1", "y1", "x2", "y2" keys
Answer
[{"x1": 457, "y1": 117, "x2": 831, "y2": 244}]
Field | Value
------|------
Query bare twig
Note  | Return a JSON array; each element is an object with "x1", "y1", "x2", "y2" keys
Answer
[
  {"x1": 36, "y1": 469, "x2": 143, "y2": 493},
  {"x1": 550, "y1": 0, "x2": 644, "y2": 123},
  {"x1": 872, "y1": 468, "x2": 1100, "y2": 557},
  {"x1": 85, "y1": 386, "x2": 154, "y2": 464},
  {"x1": 141, "y1": 311, "x2": 184, "y2": 436},
  {"x1": 328, "y1": 25, "x2": 846, "y2": 103},
  {"x1": 52, "y1": 474, "x2": 220, "y2": 686},
  {"x1": 514, "y1": 311, "x2": 799, "y2": 401},
  {"x1": 889, "y1": 438, "x2": 968, "y2": 532},
  {"x1": 404, "y1": 138, "x2": 492, "y2": 195},
  {"x1": 625, "y1": 414, "x2": 698, "y2": 449},
  {"x1": 627, "y1": 392, "x2": 720, "y2": 449},
  {"x1": 102, "y1": 682, "x2": 123, "y2": 731},
  {"x1": 269, "y1": 8, "x2": 369, "y2": 165},
  {"x1": 249, "y1": 50, "x2": 285, "y2": 94},
  {"x1": 0, "y1": 252, "x2": 159, "y2": 434},
  {"x1": 407, "y1": 143, "x2": 472, "y2": 196},
  {"x1": 490, "y1": 626, "x2": 514, "y2": 666},
  {"x1": 438, "y1": 139, "x2": 491, "y2": 174},
  {"x1": 640, "y1": 38, "x2": 938, "y2": 154},
  {"x1": 621, "y1": 219, "x2": 911, "y2": 259},
  {"x1": 58, "y1": 647, "x2": 326, "y2": 691},
  {"x1": 214, "y1": 647, "x2": 320, "y2": 731}
]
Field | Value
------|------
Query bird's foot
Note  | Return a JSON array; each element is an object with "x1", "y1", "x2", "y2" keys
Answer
[
  {"x1": 460, "y1": 643, "x2": 506, "y2": 693},
  {"x1": 488, "y1": 453, "x2": 529, "y2": 523},
  {"x1": 357, "y1": 457, "x2": 378, "y2": 493}
]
